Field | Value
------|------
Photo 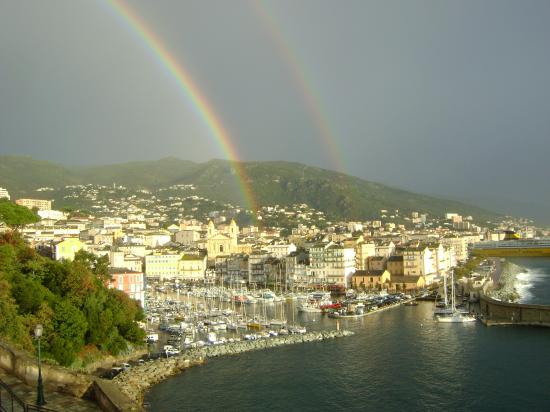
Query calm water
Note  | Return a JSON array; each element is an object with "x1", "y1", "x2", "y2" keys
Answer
[{"x1": 146, "y1": 301, "x2": 550, "y2": 411}]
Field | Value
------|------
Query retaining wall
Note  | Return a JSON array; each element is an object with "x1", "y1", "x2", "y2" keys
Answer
[{"x1": 480, "y1": 295, "x2": 550, "y2": 327}]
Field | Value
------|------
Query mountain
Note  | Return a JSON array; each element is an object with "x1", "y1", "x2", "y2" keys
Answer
[{"x1": 0, "y1": 155, "x2": 499, "y2": 222}]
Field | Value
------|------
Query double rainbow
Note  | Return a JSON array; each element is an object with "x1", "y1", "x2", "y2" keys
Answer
[
  {"x1": 251, "y1": 0, "x2": 346, "y2": 174},
  {"x1": 104, "y1": 0, "x2": 257, "y2": 212}
]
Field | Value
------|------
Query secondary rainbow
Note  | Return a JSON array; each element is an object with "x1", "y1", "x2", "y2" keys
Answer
[
  {"x1": 251, "y1": 0, "x2": 346, "y2": 174},
  {"x1": 103, "y1": 0, "x2": 256, "y2": 211}
]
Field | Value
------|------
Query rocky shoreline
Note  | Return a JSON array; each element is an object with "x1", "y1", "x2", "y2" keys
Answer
[
  {"x1": 113, "y1": 329, "x2": 354, "y2": 405},
  {"x1": 488, "y1": 261, "x2": 525, "y2": 302}
]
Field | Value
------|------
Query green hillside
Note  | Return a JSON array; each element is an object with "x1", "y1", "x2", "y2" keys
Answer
[{"x1": 0, "y1": 156, "x2": 499, "y2": 222}]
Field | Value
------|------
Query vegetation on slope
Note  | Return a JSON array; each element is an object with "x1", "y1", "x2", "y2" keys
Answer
[
  {"x1": 0, "y1": 156, "x2": 499, "y2": 222},
  {"x1": 0, "y1": 232, "x2": 145, "y2": 367},
  {"x1": 0, "y1": 199, "x2": 40, "y2": 229}
]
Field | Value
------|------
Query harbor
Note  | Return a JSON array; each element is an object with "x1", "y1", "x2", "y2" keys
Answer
[
  {"x1": 113, "y1": 329, "x2": 353, "y2": 404},
  {"x1": 139, "y1": 281, "x2": 417, "y2": 357},
  {"x1": 145, "y1": 300, "x2": 550, "y2": 411}
]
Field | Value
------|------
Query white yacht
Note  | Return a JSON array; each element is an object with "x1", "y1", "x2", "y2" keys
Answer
[
  {"x1": 437, "y1": 312, "x2": 477, "y2": 323},
  {"x1": 297, "y1": 301, "x2": 322, "y2": 313},
  {"x1": 436, "y1": 270, "x2": 477, "y2": 323}
]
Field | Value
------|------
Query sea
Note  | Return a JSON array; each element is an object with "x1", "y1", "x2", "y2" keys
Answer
[
  {"x1": 509, "y1": 257, "x2": 550, "y2": 305},
  {"x1": 145, "y1": 259, "x2": 550, "y2": 412}
]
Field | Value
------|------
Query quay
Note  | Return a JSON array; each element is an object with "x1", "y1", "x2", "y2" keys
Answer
[
  {"x1": 328, "y1": 298, "x2": 416, "y2": 318},
  {"x1": 114, "y1": 329, "x2": 354, "y2": 404},
  {"x1": 479, "y1": 294, "x2": 550, "y2": 327}
]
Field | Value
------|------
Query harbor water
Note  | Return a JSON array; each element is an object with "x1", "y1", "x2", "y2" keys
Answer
[{"x1": 145, "y1": 299, "x2": 550, "y2": 411}]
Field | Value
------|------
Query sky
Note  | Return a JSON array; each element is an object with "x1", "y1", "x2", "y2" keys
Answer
[{"x1": 1, "y1": 0, "x2": 550, "y2": 222}]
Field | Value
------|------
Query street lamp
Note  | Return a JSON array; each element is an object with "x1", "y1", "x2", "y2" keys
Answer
[{"x1": 34, "y1": 324, "x2": 46, "y2": 406}]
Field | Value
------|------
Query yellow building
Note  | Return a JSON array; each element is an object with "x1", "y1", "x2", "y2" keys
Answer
[
  {"x1": 53, "y1": 237, "x2": 86, "y2": 261},
  {"x1": 145, "y1": 252, "x2": 182, "y2": 280},
  {"x1": 389, "y1": 275, "x2": 426, "y2": 292},
  {"x1": 355, "y1": 241, "x2": 376, "y2": 270},
  {"x1": 206, "y1": 219, "x2": 239, "y2": 259},
  {"x1": 179, "y1": 254, "x2": 207, "y2": 281},
  {"x1": 352, "y1": 269, "x2": 391, "y2": 290}
]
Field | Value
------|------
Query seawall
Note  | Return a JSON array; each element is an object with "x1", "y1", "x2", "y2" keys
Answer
[
  {"x1": 114, "y1": 329, "x2": 354, "y2": 404},
  {"x1": 480, "y1": 294, "x2": 550, "y2": 327},
  {"x1": 0, "y1": 339, "x2": 92, "y2": 398}
]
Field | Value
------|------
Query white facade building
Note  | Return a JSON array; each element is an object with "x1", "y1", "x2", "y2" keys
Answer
[
  {"x1": 0, "y1": 187, "x2": 10, "y2": 200},
  {"x1": 266, "y1": 242, "x2": 297, "y2": 259}
]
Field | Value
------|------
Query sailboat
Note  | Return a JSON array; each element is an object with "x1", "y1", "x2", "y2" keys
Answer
[{"x1": 437, "y1": 269, "x2": 477, "y2": 323}]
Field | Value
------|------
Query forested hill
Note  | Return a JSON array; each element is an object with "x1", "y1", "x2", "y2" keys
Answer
[
  {"x1": 0, "y1": 156, "x2": 499, "y2": 221},
  {"x1": 0, "y1": 233, "x2": 144, "y2": 366}
]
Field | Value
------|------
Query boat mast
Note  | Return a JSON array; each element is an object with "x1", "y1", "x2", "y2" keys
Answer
[
  {"x1": 451, "y1": 269, "x2": 455, "y2": 311},
  {"x1": 443, "y1": 272, "x2": 448, "y2": 307}
]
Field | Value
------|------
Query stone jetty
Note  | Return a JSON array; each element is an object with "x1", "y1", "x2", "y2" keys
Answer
[{"x1": 114, "y1": 329, "x2": 354, "y2": 404}]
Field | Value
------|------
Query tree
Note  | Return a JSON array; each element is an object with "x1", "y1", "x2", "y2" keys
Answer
[
  {"x1": 0, "y1": 236, "x2": 146, "y2": 365},
  {"x1": 50, "y1": 300, "x2": 88, "y2": 366},
  {"x1": 0, "y1": 200, "x2": 40, "y2": 229}
]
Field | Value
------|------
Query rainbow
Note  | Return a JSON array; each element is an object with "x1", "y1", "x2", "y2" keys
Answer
[
  {"x1": 102, "y1": 0, "x2": 257, "y2": 211},
  {"x1": 251, "y1": 0, "x2": 346, "y2": 174}
]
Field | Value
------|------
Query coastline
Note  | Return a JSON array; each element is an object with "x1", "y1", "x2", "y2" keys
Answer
[
  {"x1": 327, "y1": 298, "x2": 415, "y2": 318},
  {"x1": 113, "y1": 329, "x2": 354, "y2": 405},
  {"x1": 487, "y1": 260, "x2": 525, "y2": 303}
]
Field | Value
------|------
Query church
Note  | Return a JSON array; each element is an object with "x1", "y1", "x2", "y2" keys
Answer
[{"x1": 206, "y1": 219, "x2": 239, "y2": 259}]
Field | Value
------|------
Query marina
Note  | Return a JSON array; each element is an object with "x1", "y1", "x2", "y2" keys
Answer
[
  {"x1": 145, "y1": 299, "x2": 550, "y2": 411},
  {"x1": 141, "y1": 281, "x2": 422, "y2": 358}
]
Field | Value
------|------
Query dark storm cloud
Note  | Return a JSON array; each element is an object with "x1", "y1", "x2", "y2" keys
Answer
[{"x1": 1, "y1": 0, "x2": 549, "y2": 221}]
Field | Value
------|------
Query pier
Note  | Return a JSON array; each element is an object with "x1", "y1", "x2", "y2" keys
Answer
[{"x1": 114, "y1": 330, "x2": 354, "y2": 404}]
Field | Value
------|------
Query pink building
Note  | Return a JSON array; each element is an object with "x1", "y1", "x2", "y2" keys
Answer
[{"x1": 108, "y1": 268, "x2": 145, "y2": 307}]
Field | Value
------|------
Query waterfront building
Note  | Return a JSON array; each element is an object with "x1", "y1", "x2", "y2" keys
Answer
[
  {"x1": 145, "y1": 252, "x2": 182, "y2": 280},
  {"x1": 429, "y1": 243, "x2": 454, "y2": 277},
  {"x1": 324, "y1": 243, "x2": 356, "y2": 286},
  {"x1": 248, "y1": 250, "x2": 271, "y2": 284},
  {"x1": 16, "y1": 198, "x2": 52, "y2": 210},
  {"x1": 388, "y1": 275, "x2": 426, "y2": 291},
  {"x1": 351, "y1": 269, "x2": 391, "y2": 290},
  {"x1": 179, "y1": 254, "x2": 207, "y2": 281},
  {"x1": 107, "y1": 268, "x2": 145, "y2": 307},
  {"x1": 387, "y1": 255, "x2": 404, "y2": 276},
  {"x1": 285, "y1": 250, "x2": 309, "y2": 287},
  {"x1": 215, "y1": 254, "x2": 249, "y2": 285},
  {"x1": 307, "y1": 243, "x2": 329, "y2": 285},
  {"x1": 403, "y1": 245, "x2": 434, "y2": 278}
]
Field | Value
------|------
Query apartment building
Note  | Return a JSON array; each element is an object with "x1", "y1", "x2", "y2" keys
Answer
[{"x1": 16, "y1": 198, "x2": 52, "y2": 211}]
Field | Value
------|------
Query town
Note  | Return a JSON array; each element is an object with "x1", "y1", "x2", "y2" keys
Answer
[{"x1": 0, "y1": 184, "x2": 545, "y2": 307}]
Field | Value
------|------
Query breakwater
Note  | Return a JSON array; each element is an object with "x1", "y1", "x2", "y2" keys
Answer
[
  {"x1": 487, "y1": 261, "x2": 524, "y2": 302},
  {"x1": 480, "y1": 294, "x2": 550, "y2": 327},
  {"x1": 114, "y1": 329, "x2": 354, "y2": 404}
]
